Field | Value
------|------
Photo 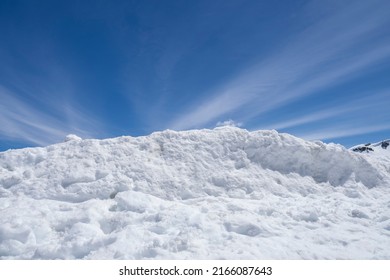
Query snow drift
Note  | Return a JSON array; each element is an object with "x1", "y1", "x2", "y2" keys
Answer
[{"x1": 0, "y1": 127, "x2": 389, "y2": 259}]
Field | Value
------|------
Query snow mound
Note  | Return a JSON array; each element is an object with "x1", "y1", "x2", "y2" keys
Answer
[{"x1": 1, "y1": 127, "x2": 389, "y2": 259}]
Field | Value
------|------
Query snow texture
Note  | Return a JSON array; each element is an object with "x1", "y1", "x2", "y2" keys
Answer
[{"x1": 0, "y1": 127, "x2": 389, "y2": 259}]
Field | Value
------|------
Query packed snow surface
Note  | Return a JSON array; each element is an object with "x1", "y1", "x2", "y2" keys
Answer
[{"x1": 1, "y1": 127, "x2": 389, "y2": 259}]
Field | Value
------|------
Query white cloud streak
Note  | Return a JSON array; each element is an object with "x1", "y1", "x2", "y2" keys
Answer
[
  {"x1": 261, "y1": 90, "x2": 390, "y2": 131},
  {"x1": 216, "y1": 119, "x2": 243, "y2": 128},
  {"x1": 298, "y1": 124, "x2": 390, "y2": 142},
  {"x1": 169, "y1": 0, "x2": 390, "y2": 132},
  {"x1": 0, "y1": 86, "x2": 100, "y2": 147}
]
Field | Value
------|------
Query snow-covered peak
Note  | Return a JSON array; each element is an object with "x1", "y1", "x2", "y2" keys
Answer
[
  {"x1": 351, "y1": 139, "x2": 390, "y2": 153},
  {"x1": 350, "y1": 139, "x2": 390, "y2": 177}
]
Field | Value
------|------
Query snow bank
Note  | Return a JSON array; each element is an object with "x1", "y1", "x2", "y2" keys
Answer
[{"x1": 0, "y1": 127, "x2": 389, "y2": 259}]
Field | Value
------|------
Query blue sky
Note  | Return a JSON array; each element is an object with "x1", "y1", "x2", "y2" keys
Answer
[{"x1": 0, "y1": 0, "x2": 389, "y2": 151}]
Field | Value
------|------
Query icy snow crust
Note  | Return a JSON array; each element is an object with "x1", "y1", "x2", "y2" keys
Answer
[{"x1": 1, "y1": 127, "x2": 389, "y2": 259}]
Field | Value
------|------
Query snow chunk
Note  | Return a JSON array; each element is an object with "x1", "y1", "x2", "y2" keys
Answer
[
  {"x1": 351, "y1": 209, "x2": 370, "y2": 219},
  {"x1": 64, "y1": 134, "x2": 82, "y2": 142}
]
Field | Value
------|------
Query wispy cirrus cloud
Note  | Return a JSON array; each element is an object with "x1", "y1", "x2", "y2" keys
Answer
[
  {"x1": 168, "y1": 0, "x2": 390, "y2": 133},
  {"x1": 0, "y1": 85, "x2": 101, "y2": 147},
  {"x1": 0, "y1": 37, "x2": 105, "y2": 148},
  {"x1": 262, "y1": 90, "x2": 390, "y2": 132},
  {"x1": 298, "y1": 124, "x2": 390, "y2": 142},
  {"x1": 0, "y1": 90, "x2": 64, "y2": 146}
]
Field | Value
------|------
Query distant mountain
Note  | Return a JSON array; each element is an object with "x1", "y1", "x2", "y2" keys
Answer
[
  {"x1": 1, "y1": 127, "x2": 389, "y2": 259},
  {"x1": 351, "y1": 140, "x2": 390, "y2": 154}
]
